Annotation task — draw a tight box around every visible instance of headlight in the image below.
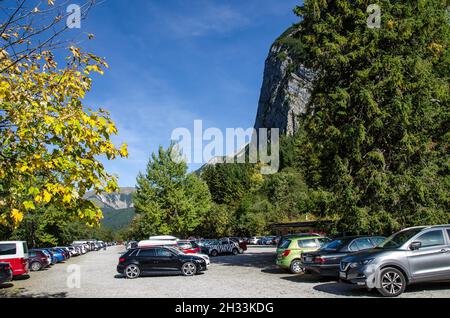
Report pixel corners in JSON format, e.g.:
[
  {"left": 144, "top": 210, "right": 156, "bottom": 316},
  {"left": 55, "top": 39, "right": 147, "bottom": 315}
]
[{"left": 350, "top": 258, "right": 374, "bottom": 268}]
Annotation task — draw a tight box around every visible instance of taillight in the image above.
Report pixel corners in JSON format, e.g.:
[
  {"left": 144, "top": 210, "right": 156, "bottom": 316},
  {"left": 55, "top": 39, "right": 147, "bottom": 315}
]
[
  {"left": 21, "top": 258, "right": 27, "bottom": 265},
  {"left": 314, "top": 257, "right": 326, "bottom": 264},
  {"left": 119, "top": 258, "right": 126, "bottom": 263},
  {"left": 282, "top": 250, "right": 291, "bottom": 257}
]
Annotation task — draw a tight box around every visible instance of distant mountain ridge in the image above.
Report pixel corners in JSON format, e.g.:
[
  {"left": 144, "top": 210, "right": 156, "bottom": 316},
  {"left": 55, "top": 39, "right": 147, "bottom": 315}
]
[
  {"left": 85, "top": 187, "right": 136, "bottom": 230},
  {"left": 85, "top": 187, "right": 135, "bottom": 210}
]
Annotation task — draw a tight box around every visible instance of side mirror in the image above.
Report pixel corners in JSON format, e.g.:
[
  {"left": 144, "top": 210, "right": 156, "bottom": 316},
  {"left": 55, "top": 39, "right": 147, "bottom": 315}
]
[{"left": 410, "top": 241, "right": 422, "bottom": 251}]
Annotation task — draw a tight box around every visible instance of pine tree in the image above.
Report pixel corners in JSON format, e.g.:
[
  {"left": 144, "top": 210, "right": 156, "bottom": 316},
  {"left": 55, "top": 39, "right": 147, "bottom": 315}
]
[
  {"left": 293, "top": 0, "right": 449, "bottom": 234},
  {"left": 133, "top": 145, "right": 212, "bottom": 237}
]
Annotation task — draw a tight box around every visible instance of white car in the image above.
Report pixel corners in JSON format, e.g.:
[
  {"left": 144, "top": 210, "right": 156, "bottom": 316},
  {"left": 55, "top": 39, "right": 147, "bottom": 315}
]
[
  {"left": 195, "top": 253, "right": 210, "bottom": 265},
  {"left": 248, "top": 237, "right": 262, "bottom": 245}
]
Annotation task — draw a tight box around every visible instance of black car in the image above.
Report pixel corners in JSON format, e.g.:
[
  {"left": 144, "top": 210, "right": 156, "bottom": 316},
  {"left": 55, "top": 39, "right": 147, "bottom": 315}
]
[
  {"left": 302, "top": 236, "right": 386, "bottom": 277},
  {"left": 0, "top": 262, "right": 13, "bottom": 284},
  {"left": 117, "top": 246, "right": 208, "bottom": 279}
]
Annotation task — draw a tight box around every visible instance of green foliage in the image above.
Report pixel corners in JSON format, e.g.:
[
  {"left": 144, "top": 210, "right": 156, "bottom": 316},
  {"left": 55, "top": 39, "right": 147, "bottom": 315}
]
[
  {"left": 7, "top": 205, "right": 117, "bottom": 247},
  {"left": 291, "top": 0, "right": 450, "bottom": 234},
  {"left": 131, "top": 145, "right": 212, "bottom": 237},
  {"left": 195, "top": 204, "right": 235, "bottom": 238},
  {"left": 200, "top": 163, "right": 260, "bottom": 206},
  {"left": 100, "top": 207, "right": 135, "bottom": 231}
]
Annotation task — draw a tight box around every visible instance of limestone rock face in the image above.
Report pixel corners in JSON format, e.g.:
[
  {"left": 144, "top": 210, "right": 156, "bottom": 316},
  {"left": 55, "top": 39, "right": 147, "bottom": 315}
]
[{"left": 254, "top": 30, "right": 314, "bottom": 136}]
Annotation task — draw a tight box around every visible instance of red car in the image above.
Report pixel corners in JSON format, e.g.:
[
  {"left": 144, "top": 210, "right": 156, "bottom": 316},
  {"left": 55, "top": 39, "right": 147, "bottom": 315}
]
[
  {"left": 177, "top": 240, "right": 201, "bottom": 254},
  {"left": 229, "top": 237, "right": 247, "bottom": 253},
  {"left": 0, "top": 241, "right": 29, "bottom": 277}
]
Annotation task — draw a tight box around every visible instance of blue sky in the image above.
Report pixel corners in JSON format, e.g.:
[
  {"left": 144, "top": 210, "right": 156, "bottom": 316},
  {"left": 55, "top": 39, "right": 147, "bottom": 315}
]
[{"left": 75, "top": 0, "right": 302, "bottom": 186}]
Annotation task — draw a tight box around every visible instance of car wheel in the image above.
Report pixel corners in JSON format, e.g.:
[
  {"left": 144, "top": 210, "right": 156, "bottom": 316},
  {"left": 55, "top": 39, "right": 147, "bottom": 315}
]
[
  {"left": 124, "top": 264, "right": 140, "bottom": 279},
  {"left": 232, "top": 248, "right": 239, "bottom": 255},
  {"left": 181, "top": 262, "right": 197, "bottom": 276},
  {"left": 377, "top": 268, "right": 406, "bottom": 297},
  {"left": 210, "top": 250, "right": 218, "bottom": 257},
  {"left": 290, "top": 260, "right": 304, "bottom": 274},
  {"left": 31, "top": 261, "right": 42, "bottom": 271}
]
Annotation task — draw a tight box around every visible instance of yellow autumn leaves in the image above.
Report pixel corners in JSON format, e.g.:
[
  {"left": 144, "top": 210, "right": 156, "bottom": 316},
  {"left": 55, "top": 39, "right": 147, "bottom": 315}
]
[{"left": 1, "top": 46, "right": 128, "bottom": 227}]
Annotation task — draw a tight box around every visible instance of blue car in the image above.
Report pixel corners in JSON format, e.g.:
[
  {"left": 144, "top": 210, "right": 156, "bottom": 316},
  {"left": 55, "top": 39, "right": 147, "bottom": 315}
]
[
  {"left": 49, "top": 248, "right": 66, "bottom": 262},
  {"left": 37, "top": 248, "right": 64, "bottom": 263}
]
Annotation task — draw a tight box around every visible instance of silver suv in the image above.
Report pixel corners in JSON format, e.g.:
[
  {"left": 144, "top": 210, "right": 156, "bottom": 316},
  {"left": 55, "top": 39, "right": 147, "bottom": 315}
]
[{"left": 340, "top": 225, "right": 450, "bottom": 297}]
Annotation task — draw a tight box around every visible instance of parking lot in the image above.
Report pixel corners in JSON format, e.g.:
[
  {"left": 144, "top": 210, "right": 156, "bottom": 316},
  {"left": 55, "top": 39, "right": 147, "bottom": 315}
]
[{"left": 1, "top": 246, "right": 449, "bottom": 298}]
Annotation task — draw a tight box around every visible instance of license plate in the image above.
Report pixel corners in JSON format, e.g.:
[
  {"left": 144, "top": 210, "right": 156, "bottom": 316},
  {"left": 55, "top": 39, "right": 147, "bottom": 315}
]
[
  {"left": 304, "top": 257, "right": 312, "bottom": 262},
  {"left": 339, "top": 271, "right": 347, "bottom": 279}
]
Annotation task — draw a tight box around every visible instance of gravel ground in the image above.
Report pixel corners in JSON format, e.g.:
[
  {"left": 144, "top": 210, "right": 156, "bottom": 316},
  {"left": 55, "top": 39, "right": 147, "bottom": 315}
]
[{"left": 1, "top": 246, "right": 449, "bottom": 298}]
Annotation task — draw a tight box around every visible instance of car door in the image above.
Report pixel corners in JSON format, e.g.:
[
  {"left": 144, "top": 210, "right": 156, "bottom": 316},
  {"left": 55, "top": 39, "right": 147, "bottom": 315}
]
[
  {"left": 220, "top": 239, "right": 231, "bottom": 254},
  {"left": 407, "top": 229, "right": 449, "bottom": 281},
  {"left": 136, "top": 248, "right": 157, "bottom": 271},
  {"left": 444, "top": 229, "right": 450, "bottom": 279},
  {"left": 154, "top": 248, "right": 179, "bottom": 271}
]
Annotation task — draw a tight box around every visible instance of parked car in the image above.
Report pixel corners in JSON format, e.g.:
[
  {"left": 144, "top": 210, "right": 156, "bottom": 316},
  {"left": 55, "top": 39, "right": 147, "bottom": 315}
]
[
  {"left": 277, "top": 233, "right": 322, "bottom": 248},
  {"left": 0, "top": 241, "right": 29, "bottom": 277},
  {"left": 38, "top": 249, "right": 53, "bottom": 266},
  {"left": 206, "top": 238, "right": 241, "bottom": 257},
  {"left": 302, "top": 236, "right": 386, "bottom": 277},
  {"left": 0, "top": 262, "right": 13, "bottom": 284},
  {"left": 126, "top": 241, "right": 138, "bottom": 250},
  {"left": 74, "top": 244, "right": 87, "bottom": 254},
  {"left": 68, "top": 246, "right": 79, "bottom": 256},
  {"left": 248, "top": 237, "right": 263, "bottom": 245},
  {"left": 262, "top": 236, "right": 276, "bottom": 245},
  {"left": 28, "top": 250, "right": 51, "bottom": 271},
  {"left": 177, "top": 240, "right": 201, "bottom": 254},
  {"left": 276, "top": 235, "right": 331, "bottom": 273},
  {"left": 228, "top": 237, "right": 247, "bottom": 253},
  {"left": 117, "top": 246, "right": 207, "bottom": 278},
  {"left": 45, "top": 248, "right": 65, "bottom": 263},
  {"left": 340, "top": 225, "right": 450, "bottom": 297},
  {"left": 55, "top": 247, "right": 71, "bottom": 260},
  {"left": 35, "top": 249, "right": 57, "bottom": 264}
]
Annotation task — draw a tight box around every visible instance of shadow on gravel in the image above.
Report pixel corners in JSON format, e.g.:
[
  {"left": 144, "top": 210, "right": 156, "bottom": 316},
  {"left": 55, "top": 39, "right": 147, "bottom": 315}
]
[
  {"left": 13, "top": 274, "right": 30, "bottom": 281},
  {"left": 0, "top": 289, "right": 68, "bottom": 298},
  {"left": 313, "top": 282, "right": 376, "bottom": 297},
  {"left": 403, "top": 281, "right": 450, "bottom": 294},
  {"left": 114, "top": 272, "right": 206, "bottom": 279},
  {"left": 312, "top": 280, "right": 450, "bottom": 297},
  {"left": 0, "top": 283, "right": 14, "bottom": 289},
  {"left": 281, "top": 274, "right": 337, "bottom": 284},
  {"left": 211, "top": 250, "right": 276, "bottom": 270}
]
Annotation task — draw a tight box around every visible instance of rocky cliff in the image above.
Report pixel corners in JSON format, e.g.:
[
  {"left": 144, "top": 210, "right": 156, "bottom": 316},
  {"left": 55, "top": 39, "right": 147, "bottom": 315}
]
[
  {"left": 85, "top": 187, "right": 135, "bottom": 210},
  {"left": 254, "top": 26, "right": 314, "bottom": 136}
]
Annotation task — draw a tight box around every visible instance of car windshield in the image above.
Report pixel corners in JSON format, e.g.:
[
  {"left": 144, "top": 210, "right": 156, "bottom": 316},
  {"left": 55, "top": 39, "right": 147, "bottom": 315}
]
[
  {"left": 321, "top": 239, "right": 350, "bottom": 251},
  {"left": 166, "top": 247, "right": 183, "bottom": 255},
  {"left": 378, "top": 228, "right": 424, "bottom": 249}
]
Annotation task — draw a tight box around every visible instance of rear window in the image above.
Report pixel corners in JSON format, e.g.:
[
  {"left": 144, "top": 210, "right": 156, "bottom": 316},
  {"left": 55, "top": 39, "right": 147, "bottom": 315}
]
[
  {"left": 279, "top": 240, "right": 291, "bottom": 249},
  {"left": 22, "top": 242, "right": 28, "bottom": 254},
  {"left": 321, "top": 239, "right": 348, "bottom": 251},
  {"left": 0, "top": 243, "right": 16, "bottom": 256},
  {"left": 298, "top": 239, "right": 319, "bottom": 248}
]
